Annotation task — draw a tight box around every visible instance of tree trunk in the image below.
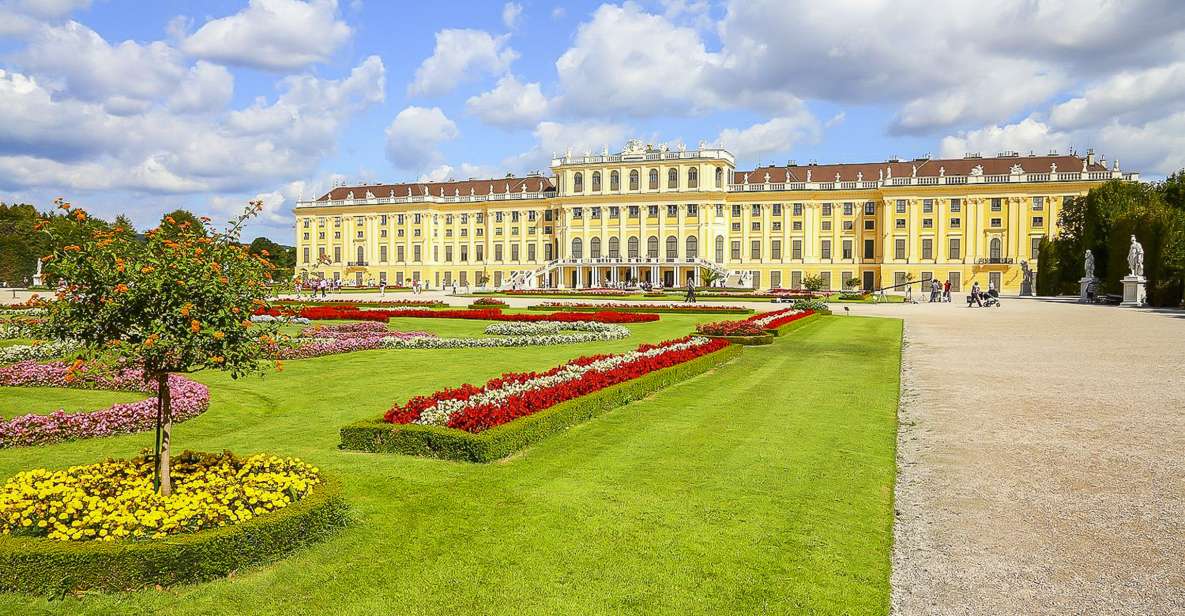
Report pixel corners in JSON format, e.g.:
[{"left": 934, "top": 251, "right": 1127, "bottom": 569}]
[{"left": 157, "top": 372, "right": 174, "bottom": 496}]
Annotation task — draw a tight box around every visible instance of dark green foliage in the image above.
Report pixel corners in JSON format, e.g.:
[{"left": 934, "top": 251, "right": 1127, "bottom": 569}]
[
  {"left": 340, "top": 344, "right": 743, "bottom": 462},
  {"left": 247, "top": 237, "right": 296, "bottom": 282},
  {"left": 0, "top": 203, "right": 132, "bottom": 287},
  {"left": 0, "top": 476, "right": 349, "bottom": 595}
]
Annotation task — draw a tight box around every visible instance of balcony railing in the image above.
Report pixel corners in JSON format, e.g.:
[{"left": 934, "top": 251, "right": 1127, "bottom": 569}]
[
  {"left": 347, "top": 260, "right": 368, "bottom": 267},
  {"left": 975, "top": 258, "right": 1015, "bottom": 265},
  {"left": 725, "top": 170, "right": 1138, "bottom": 192}
]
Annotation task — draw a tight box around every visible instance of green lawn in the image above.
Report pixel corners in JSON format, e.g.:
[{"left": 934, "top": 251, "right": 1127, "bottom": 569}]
[
  {"left": 0, "top": 314, "right": 901, "bottom": 615},
  {"left": 0, "top": 386, "right": 148, "bottom": 418}
]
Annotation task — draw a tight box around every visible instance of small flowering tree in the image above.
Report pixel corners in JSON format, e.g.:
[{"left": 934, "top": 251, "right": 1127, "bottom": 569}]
[{"left": 38, "top": 199, "right": 281, "bottom": 495}]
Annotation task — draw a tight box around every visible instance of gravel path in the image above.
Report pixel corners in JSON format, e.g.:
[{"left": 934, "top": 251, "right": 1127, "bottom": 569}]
[{"left": 854, "top": 297, "right": 1185, "bottom": 615}]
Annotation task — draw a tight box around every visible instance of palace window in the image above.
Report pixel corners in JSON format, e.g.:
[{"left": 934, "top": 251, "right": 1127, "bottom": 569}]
[
  {"left": 461, "top": 246, "right": 468, "bottom": 262},
  {"left": 990, "top": 218, "right": 1002, "bottom": 227},
  {"left": 495, "top": 212, "right": 504, "bottom": 223},
  {"left": 356, "top": 230, "right": 363, "bottom": 239},
  {"left": 793, "top": 221, "right": 802, "bottom": 231},
  {"left": 731, "top": 223, "right": 741, "bottom": 231},
  {"left": 843, "top": 240, "right": 853, "bottom": 259},
  {"left": 590, "top": 237, "right": 602, "bottom": 258},
  {"left": 685, "top": 236, "right": 697, "bottom": 259},
  {"left": 1031, "top": 236, "right": 1043, "bottom": 260},
  {"left": 649, "top": 169, "right": 659, "bottom": 190},
  {"left": 303, "top": 232, "right": 310, "bottom": 240},
  {"left": 511, "top": 245, "right": 520, "bottom": 261},
  {"left": 688, "top": 167, "right": 698, "bottom": 188},
  {"left": 397, "top": 246, "right": 405, "bottom": 262},
  {"left": 792, "top": 239, "right": 803, "bottom": 260},
  {"left": 528, "top": 210, "right": 536, "bottom": 221},
  {"left": 476, "top": 245, "right": 484, "bottom": 260},
  {"left": 773, "top": 203, "right": 782, "bottom": 216},
  {"left": 609, "top": 237, "right": 620, "bottom": 258},
  {"left": 611, "top": 170, "right": 620, "bottom": 191},
  {"left": 715, "top": 235, "right": 725, "bottom": 262},
  {"left": 687, "top": 204, "right": 697, "bottom": 216},
  {"left": 573, "top": 172, "right": 584, "bottom": 193},
  {"left": 752, "top": 222, "right": 761, "bottom": 231},
  {"left": 715, "top": 204, "right": 724, "bottom": 217},
  {"left": 922, "top": 238, "right": 933, "bottom": 260},
  {"left": 772, "top": 221, "right": 782, "bottom": 231},
  {"left": 544, "top": 210, "right": 552, "bottom": 221},
  {"left": 629, "top": 206, "right": 639, "bottom": 218},
  {"left": 894, "top": 239, "right": 906, "bottom": 260},
  {"left": 864, "top": 220, "right": 875, "bottom": 230},
  {"left": 864, "top": 202, "right": 876, "bottom": 215},
  {"left": 666, "top": 235, "right": 678, "bottom": 257},
  {"left": 1032, "top": 216, "right": 1044, "bottom": 227},
  {"left": 511, "top": 211, "right": 520, "bottom": 222},
  {"left": 732, "top": 204, "right": 742, "bottom": 217},
  {"left": 950, "top": 218, "right": 961, "bottom": 228},
  {"left": 303, "top": 218, "right": 310, "bottom": 228},
  {"left": 821, "top": 240, "right": 832, "bottom": 260},
  {"left": 445, "top": 246, "right": 453, "bottom": 262},
  {"left": 572, "top": 207, "right": 582, "bottom": 219},
  {"left": 302, "top": 247, "right": 310, "bottom": 262},
  {"left": 752, "top": 204, "right": 761, "bottom": 216},
  {"left": 545, "top": 243, "right": 553, "bottom": 260},
  {"left": 844, "top": 202, "right": 854, "bottom": 216},
  {"left": 571, "top": 238, "right": 582, "bottom": 258},
  {"left": 334, "top": 231, "right": 341, "bottom": 239},
  {"left": 750, "top": 240, "right": 761, "bottom": 260},
  {"left": 731, "top": 240, "right": 742, "bottom": 260},
  {"left": 772, "top": 240, "right": 782, "bottom": 259},
  {"left": 591, "top": 207, "right": 601, "bottom": 219},
  {"left": 592, "top": 171, "right": 601, "bottom": 192},
  {"left": 318, "top": 232, "right": 325, "bottom": 239},
  {"left": 495, "top": 244, "right": 503, "bottom": 261},
  {"left": 821, "top": 221, "right": 832, "bottom": 231},
  {"left": 990, "top": 238, "right": 1002, "bottom": 259},
  {"left": 609, "top": 206, "right": 620, "bottom": 219},
  {"left": 793, "top": 203, "right": 803, "bottom": 216},
  {"left": 476, "top": 213, "right": 484, "bottom": 223},
  {"left": 413, "top": 245, "right": 421, "bottom": 261},
  {"left": 923, "top": 199, "right": 934, "bottom": 213},
  {"left": 895, "top": 218, "right": 906, "bottom": 229},
  {"left": 628, "top": 236, "right": 639, "bottom": 258},
  {"left": 668, "top": 168, "right": 678, "bottom": 189},
  {"left": 630, "top": 170, "right": 640, "bottom": 190},
  {"left": 528, "top": 244, "right": 536, "bottom": 261},
  {"left": 991, "top": 198, "right": 1003, "bottom": 211},
  {"left": 414, "top": 213, "right": 422, "bottom": 224},
  {"left": 647, "top": 236, "right": 659, "bottom": 258},
  {"left": 949, "top": 238, "right": 961, "bottom": 260},
  {"left": 896, "top": 200, "right": 907, "bottom": 214},
  {"left": 922, "top": 218, "right": 933, "bottom": 228},
  {"left": 649, "top": 205, "right": 659, "bottom": 217},
  {"left": 950, "top": 198, "right": 961, "bottom": 212},
  {"left": 843, "top": 220, "right": 854, "bottom": 230},
  {"left": 864, "top": 239, "right": 875, "bottom": 259},
  {"left": 715, "top": 167, "right": 723, "bottom": 187},
  {"left": 667, "top": 204, "right": 678, "bottom": 217}
]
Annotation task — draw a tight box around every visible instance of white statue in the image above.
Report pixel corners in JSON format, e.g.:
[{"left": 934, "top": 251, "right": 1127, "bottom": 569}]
[
  {"left": 33, "top": 258, "right": 43, "bottom": 287},
  {"left": 970, "top": 164, "right": 984, "bottom": 176},
  {"left": 1084, "top": 249, "right": 1095, "bottom": 279},
  {"left": 1127, "top": 235, "right": 1144, "bottom": 277},
  {"left": 806, "top": 169, "right": 812, "bottom": 182},
  {"left": 1010, "top": 163, "right": 1024, "bottom": 175}
]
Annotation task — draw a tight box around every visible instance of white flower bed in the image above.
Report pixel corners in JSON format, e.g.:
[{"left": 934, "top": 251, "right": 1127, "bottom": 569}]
[
  {"left": 413, "top": 336, "right": 713, "bottom": 425},
  {"left": 0, "top": 323, "right": 37, "bottom": 340},
  {"left": 482, "top": 321, "right": 624, "bottom": 336},
  {"left": 749, "top": 309, "right": 804, "bottom": 329},
  {"left": 250, "top": 314, "right": 311, "bottom": 325},
  {"left": 382, "top": 322, "right": 629, "bottom": 351},
  {"left": 0, "top": 341, "right": 78, "bottom": 365}
]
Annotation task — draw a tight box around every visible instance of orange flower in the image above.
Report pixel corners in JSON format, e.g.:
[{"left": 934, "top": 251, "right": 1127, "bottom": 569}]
[
  {"left": 231, "top": 306, "right": 240, "bottom": 314},
  {"left": 210, "top": 262, "right": 222, "bottom": 272},
  {"left": 219, "top": 276, "right": 229, "bottom": 284},
  {"left": 180, "top": 303, "right": 192, "bottom": 317},
  {"left": 63, "top": 245, "right": 81, "bottom": 252},
  {"left": 212, "top": 331, "right": 225, "bottom": 340},
  {"left": 115, "top": 257, "right": 125, "bottom": 272},
  {"left": 211, "top": 356, "right": 224, "bottom": 364},
  {"left": 274, "top": 360, "right": 284, "bottom": 372},
  {"left": 194, "top": 247, "right": 204, "bottom": 256},
  {"left": 165, "top": 216, "right": 176, "bottom": 225},
  {"left": 70, "top": 359, "right": 85, "bottom": 371},
  {"left": 241, "top": 319, "right": 252, "bottom": 328},
  {"left": 260, "top": 249, "right": 270, "bottom": 256},
  {"left": 190, "top": 320, "right": 201, "bottom": 333},
  {"left": 74, "top": 210, "right": 87, "bottom": 221},
  {"left": 57, "top": 200, "right": 71, "bottom": 210},
  {"left": 114, "top": 283, "right": 129, "bottom": 293},
  {"left": 144, "top": 335, "right": 157, "bottom": 348},
  {"left": 176, "top": 279, "right": 186, "bottom": 286},
  {"left": 140, "top": 266, "right": 155, "bottom": 274}
]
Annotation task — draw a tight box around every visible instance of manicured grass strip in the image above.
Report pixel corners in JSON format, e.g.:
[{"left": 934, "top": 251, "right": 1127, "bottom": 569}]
[
  {"left": 702, "top": 333, "right": 773, "bottom": 345},
  {"left": 765, "top": 311, "right": 822, "bottom": 336},
  {"left": 340, "top": 344, "right": 742, "bottom": 462},
  {"left": 0, "top": 387, "right": 148, "bottom": 418},
  {"left": 0, "top": 475, "right": 349, "bottom": 594}
]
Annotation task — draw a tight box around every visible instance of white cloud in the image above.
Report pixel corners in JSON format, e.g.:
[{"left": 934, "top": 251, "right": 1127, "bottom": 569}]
[
  {"left": 938, "top": 117, "right": 1067, "bottom": 160},
  {"left": 504, "top": 120, "right": 631, "bottom": 172},
  {"left": 1049, "top": 62, "right": 1185, "bottom": 130},
  {"left": 551, "top": 6, "right": 565, "bottom": 20},
  {"left": 181, "top": 0, "right": 352, "bottom": 71},
  {"left": 466, "top": 75, "right": 550, "bottom": 129},
  {"left": 384, "top": 106, "right": 459, "bottom": 171},
  {"left": 167, "top": 61, "right": 234, "bottom": 113},
  {"left": 418, "top": 162, "right": 501, "bottom": 183},
  {"left": 408, "top": 29, "right": 519, "bottom": 97},
  {"left": 502, "top": 2, "right": 523, "bottom": 29},
  {"left": 716, "top": 108, "right": 822, "bottom": 161}
]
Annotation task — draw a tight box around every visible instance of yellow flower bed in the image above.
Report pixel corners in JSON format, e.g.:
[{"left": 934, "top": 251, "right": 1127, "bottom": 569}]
[{"left": 0, "top": 451, "right": 320, "bottom": 542}]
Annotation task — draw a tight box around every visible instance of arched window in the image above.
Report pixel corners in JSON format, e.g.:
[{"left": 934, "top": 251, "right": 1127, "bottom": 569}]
[
  {"left": 715, "top": 235, "right": 724, "bottom": 262},
  {"left": 591, "top": 171, "right": 601, "bottom": 192},
  {"left": 629, "top": 170, "right": 640, "bottom": 191},
  {"left": 356, "top": 245, "right": 365, "bottom": 263},
  {"left": 647, "top": 235, "right": 659, "bottom": 258},
  {"left": 668, "top": 168, "right": 678, "bottom": 189},
  {"left": 628, "top": 236, "right": 639, "bottom": 258},
  {"left": 666, "top": 235, "right": 678, "bottom": 258},
  {"left": 611, "top": 170, "right": 620, "bottom": 191},
  {"left": 590, "top": 237, "right": 602, "bottom": 258},
  {"left": 608, "top": 237, "right": 620, "bottom": 258},
  {"left": 649, "top": 169, "right": 659, "bottom": 190},
  {"left": 688, "top": 167, "right": 698, "bottom": 189},
  {"left": 573, "top": 172, "right": 583, "bottom": 193},
  {"left": 990, "top": 237, "right": 1002, "bottom": 260},
  {"left": 715, "top": 167, "right": 723, "bottom": 187},
  {"left": 686, "top": 236, "right": 698, "bottom": 259},
  {"left": 571, "top": 237, "right": 583, "bottom": 259}
]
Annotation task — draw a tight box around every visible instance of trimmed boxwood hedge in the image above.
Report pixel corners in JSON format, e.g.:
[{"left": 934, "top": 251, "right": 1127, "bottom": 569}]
[
  {"left": 702, "top": 333, "right": 774, "bottom": 345},
  {"left": 0, "top": 474, "right": 349, "bottom": 595},
  {"left": 340, "top": 343, "right": 742, "bottom": 462},
  {"left": 527, "top": 305, "right": 753, "bottom": 315},
  {"left": 764, "top": 312, "right": 824, "bottom": 337}
]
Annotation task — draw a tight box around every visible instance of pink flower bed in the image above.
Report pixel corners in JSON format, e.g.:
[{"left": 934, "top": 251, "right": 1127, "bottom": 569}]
[
  {"left": 0, "top": 361, "right": 210, "bottom": 448},
  {"left": 277, "top": 322, "right": 434, "bottom": 359}
]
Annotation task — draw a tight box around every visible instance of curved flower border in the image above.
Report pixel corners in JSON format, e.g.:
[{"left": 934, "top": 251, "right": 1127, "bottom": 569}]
[
  {"left": 0, "top": 361, "right": 210, "bottom": 448},
  {"left": 0, "top": 341, "right": 79, "bottom": 365}
]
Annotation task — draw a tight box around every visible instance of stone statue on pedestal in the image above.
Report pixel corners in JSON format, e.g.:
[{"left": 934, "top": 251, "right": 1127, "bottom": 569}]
[
  {"left": 1084, "top": 249, "right": 1095, "bottom": 279},
  {"left": 32, "top": 258, "right": 42, "bottom": 287},
  {"left": 1079, "top": 249, "right": 1099, "bottom": 303},
  {"left": 1127, "top": 235, "right": 1144, "bottom": 277},
  {"left": 1020, "top": 260, "right": 1035, "bottom": 296}
]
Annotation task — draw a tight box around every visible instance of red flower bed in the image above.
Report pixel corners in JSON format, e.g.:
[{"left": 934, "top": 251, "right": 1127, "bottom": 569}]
[
  {"left": 254, "top": 306, "right": 658, "bottom": 324},
  {"left": 384, "top": 336, "right": 729, "bottom": 433},
  {"left": 696, "top": 321, "right": 767, "bottom": 336},
  {"left": 470, "top": 297, "right": 508, "bottom": 307}
]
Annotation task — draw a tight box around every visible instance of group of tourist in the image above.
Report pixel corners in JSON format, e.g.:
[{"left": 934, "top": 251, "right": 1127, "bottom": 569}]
[
  {"left": 927, "top": 279, "right": 953, "bottom": 303},
  {"left": 294, "top": 278, "right": 336, "bottom": 298}
]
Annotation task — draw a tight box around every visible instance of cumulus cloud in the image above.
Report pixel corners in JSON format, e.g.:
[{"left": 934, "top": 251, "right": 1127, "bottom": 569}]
[
  {"left": 938, "top": 117, "right": 1067, "bottom": 160},
  {"left": 716, "top": 108, "right": 822, "bottom": 161},
  {"left": 181, "top": 0, "right": 352, "bottom": 71},
  {"left": 419, "top": 162, "right": 501, "bottom": 183},
  {"left": 504, "top": 120, "right": 631, "bottom": 172},
  {"left": 466, "top": 75, "right": 550, "bottom": 129},
  {"left": 1049, "top": 62, "right": 1185, "bottom": 130},
  {"left": 408, "top": 29, "right": 519, "bottom": 97},
  {"left": 384, "top": 106, "right": 459, "bottom": 171},
  {"left": 502, "top": 2, "right": 522, "bottom": 29}
]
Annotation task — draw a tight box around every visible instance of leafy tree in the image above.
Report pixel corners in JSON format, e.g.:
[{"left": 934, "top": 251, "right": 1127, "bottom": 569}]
[
  {"left": 802, "top": 274, "right": 825, "bottom": 292},
  {"left": 39, "top": 200, "right": 281, "bottom": 495},
  {"left": 248, "top": 236, "right": 296, "bottom": 282}
]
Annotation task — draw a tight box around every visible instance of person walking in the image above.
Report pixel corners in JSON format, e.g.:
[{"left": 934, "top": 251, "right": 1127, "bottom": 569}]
[
  {"left": 685, "top": 278, "right": 696, "bottom": 303},
  {"left": 969, "top": 281, "right": 982, "bottom": 307},
  {"left": 943, "top": 279, "right": 952, "bottom": 302}
]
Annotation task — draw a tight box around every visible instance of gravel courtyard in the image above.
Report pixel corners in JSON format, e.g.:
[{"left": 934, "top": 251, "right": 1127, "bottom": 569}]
[{"left": 859, "top": 297, "right": 1185, "bottom": 615}]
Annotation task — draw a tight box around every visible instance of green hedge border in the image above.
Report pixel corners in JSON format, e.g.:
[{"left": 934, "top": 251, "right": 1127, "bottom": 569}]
[
  {"left": 0, "top": 474, "right": 350, "bottom": 595},
  {"left": 764, "top": 312, "right": 824, "bottom": 337},
  {"left": 340, "top": 343, "right": 743, "bottom": 462},
  {"left": 702, "top": 333, "right": 773, "bottom": 345},
  {"left": 526, "top": 305, "right": 753, "bottom": 315}
]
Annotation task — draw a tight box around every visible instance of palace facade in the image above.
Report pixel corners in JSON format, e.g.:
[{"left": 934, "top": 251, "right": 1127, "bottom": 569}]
[{"left": 293, "top": 141, "right": 1138, "bottom": 293}]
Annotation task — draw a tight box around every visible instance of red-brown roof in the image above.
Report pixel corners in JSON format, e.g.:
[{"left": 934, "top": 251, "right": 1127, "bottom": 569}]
[
  {"left": 736, "top": 154, "right": 1109, "bottom": 184},
  {"left": 316, "top": 176, "right": 556, "bottom": 201}
]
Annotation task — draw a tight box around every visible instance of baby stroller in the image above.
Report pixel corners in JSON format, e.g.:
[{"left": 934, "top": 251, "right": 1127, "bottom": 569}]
[{"left": 966, "top": 288, "right": 1001, "bottom": 308}]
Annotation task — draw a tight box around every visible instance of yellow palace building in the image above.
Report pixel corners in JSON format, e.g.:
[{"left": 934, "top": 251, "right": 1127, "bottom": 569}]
[{"left": 293, "top": 140, "right": 1138, "bottom": 294}]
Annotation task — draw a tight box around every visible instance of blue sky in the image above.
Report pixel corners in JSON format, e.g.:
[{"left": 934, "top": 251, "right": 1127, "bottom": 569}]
[{"left": 1, "top": 0, "right": 1183, "bottom": 243}]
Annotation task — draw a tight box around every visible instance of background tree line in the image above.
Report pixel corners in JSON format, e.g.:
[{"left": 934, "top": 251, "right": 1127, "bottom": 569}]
[
  {"left": 0, "top": 204, "right": 295, "bottom": 286},
  {"left": 1038, "top": 171, "right": 1185, "bottom": 306}
]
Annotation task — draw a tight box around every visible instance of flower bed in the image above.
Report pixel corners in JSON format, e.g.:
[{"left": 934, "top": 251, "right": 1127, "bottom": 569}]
[
  {"left": 696, "top": 320, "right": 767, "bottom": 336},
  {"left": 748, "top": 308, "right": 814, "bottom": 332},
  {"left": 695, "top": 308, "right": 817, "bottom": 343},
  {"left": 0, "top": 361, "right": 210, "bottom": 448},
  {"left": 527, "top": 302, "right": 752, "bottom": 314},
  {"left": 0, "top": 320, "right": 40, "bottom": 340},
  {"left": 256, "top": 305, "right": 659, "bottom": 324},
  {"left": 0, "top": 451, "right": 348, "bottom": 593},
  {"left": 278, "top": 323, "right": 435, "bottom": 360},
  {"left": 341, "top": 338, "right": 740, "bottom": 462},
  {"left": 469, "top": 297, "right": 508, "bottom": 309},
  {"left": 499, "top": 288, "right": 628, "bottom": 297},
  {"left": 278, "top": 298, "right": 446, "bottom": 308},
  {"left": 388, "top": 336, "right": 730, "bottom": 432},
  {"left": 0, "top": 341, "right": 78, "bottom": 365}
]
